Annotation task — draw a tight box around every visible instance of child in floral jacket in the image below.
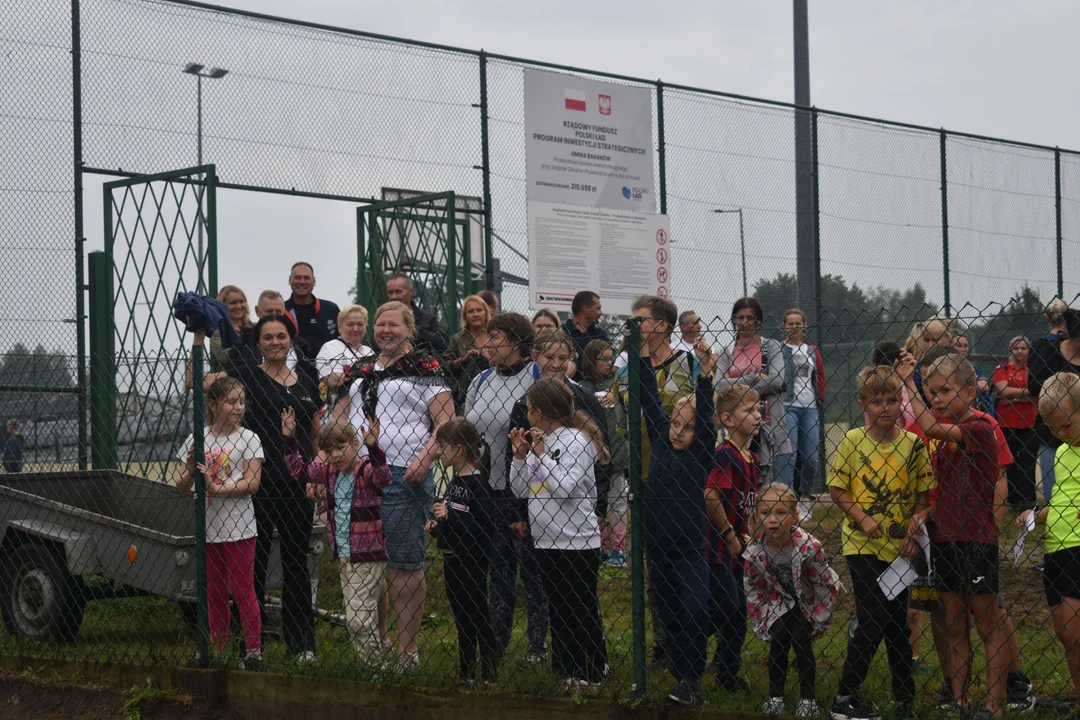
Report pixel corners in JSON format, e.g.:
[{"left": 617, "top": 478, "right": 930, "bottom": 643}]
[
  {"left": 744, "top": 482, "right": 841, "bottom": 717},
  {"left": 283, "top": 409, "right": 392, "bottom": 662}
]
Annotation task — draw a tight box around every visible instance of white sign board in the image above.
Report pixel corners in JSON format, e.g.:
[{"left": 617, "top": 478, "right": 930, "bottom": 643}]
[
  {"left": 524, "top": 69, "right": 655, "bottom": 211},
  {"left": 528, "top": 201, "right": 670, "bottom": 316}
]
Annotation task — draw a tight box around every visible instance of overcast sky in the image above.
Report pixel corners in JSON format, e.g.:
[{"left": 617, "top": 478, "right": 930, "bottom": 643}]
[{"left": 9, "top": 0, "right": 1080, "bottom": 358}]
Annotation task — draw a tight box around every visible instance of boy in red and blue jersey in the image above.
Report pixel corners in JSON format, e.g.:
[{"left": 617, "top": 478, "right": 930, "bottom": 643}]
[{"left": 705, "top": 384, "right": 762, "bottom": 692}]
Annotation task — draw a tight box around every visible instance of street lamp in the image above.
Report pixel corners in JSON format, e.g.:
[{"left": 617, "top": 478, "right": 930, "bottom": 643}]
[
  {"left": 712, "top": 207, "right": 746, "bottom": 297},
  {"left": 182, "top": 63, "right": 229, "bottom": 293}
]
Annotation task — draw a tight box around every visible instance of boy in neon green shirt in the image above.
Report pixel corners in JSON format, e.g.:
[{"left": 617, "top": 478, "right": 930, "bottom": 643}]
[{"left": 1019, "top": 371, "right": 1080, "bottom": 704}]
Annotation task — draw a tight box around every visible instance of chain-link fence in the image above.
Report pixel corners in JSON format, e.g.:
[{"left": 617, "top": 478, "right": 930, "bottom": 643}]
[
  {"left": 5, "top": 0, "right": 1080, "bottom": 712},
  {"left": 3, "top": 306, "right": 1080, "bottom": 715}
]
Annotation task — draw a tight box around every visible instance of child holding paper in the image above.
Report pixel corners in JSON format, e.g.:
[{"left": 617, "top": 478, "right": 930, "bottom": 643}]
[{"left": 829, "top": 366, "right": 934, "bottom": 720}]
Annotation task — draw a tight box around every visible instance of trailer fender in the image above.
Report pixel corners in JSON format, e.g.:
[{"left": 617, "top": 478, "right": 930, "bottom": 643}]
[{"left": 5, "top": 521, "right": 99, "bottom": 576}]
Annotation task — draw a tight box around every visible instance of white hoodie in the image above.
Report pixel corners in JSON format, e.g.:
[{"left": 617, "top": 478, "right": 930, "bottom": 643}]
[{"left": 510, "top": 427, "right": 600, "bottom": 551}]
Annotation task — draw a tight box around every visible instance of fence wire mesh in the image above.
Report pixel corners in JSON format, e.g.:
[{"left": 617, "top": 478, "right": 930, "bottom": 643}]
[{"left": 5, "top": 0, "right": 1080, "bottom": 712}]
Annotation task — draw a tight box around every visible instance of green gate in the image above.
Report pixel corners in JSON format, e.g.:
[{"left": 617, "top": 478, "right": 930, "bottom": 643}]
[
  {"left": 89, "top": 165, "right": 217, "bottom": 474},
  {"left": 355, "top": 192, "right": 478, "bottom": 329}
]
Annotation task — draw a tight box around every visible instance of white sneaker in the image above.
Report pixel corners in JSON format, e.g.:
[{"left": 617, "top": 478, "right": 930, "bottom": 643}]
[
  {"left": 397, "top": 651, "right": 420, "bottom": 673},
  {"left": 295, "top": 650, "right": 316, "bottom": 664},
  {"left": 799, "top": 498, "right": 813, "bottom": 519},
  {"left": 796, "top": 698, "right": 819, "bottom": 717},
  {"left": 764, "top": 696, "right": 785, "bottom": 715}
]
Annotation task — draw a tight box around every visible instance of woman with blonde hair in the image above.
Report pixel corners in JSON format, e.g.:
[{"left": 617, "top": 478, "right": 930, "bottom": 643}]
[
  {"left": 208, "top": 285, "right": 251, "bottom": 370},
  {"left": 344, "top": 300, "right": 453, "bottom": 670},
  {"left": 445, "top": 295, "right": 491, "bottom": 409}
]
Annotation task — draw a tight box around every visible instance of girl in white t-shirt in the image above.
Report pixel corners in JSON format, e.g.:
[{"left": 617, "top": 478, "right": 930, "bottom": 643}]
[{"left": 177, "top": 376, "right": 264, "bottom": 670}]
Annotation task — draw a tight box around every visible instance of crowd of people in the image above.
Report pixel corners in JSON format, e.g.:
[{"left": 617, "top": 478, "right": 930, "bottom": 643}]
[{"left": 169, "top": 263, "right": 1080, "bottom": 717}]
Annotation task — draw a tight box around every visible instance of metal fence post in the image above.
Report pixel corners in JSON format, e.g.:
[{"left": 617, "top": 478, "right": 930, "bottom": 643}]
[
  {"left": 811, "top": 108, "right": 827, "bottom": 492},
  {"left": 1056, "top": 147, "right": 1063, "bottom": 300},
  {"left": 87, "top": 251, "right": 116, "bottom": 469},
  {"left": 656, "top": 80, "right": 667, "bottom": 215},
  {"left": 479, "top": 51, "right": 496, "bottom": 295},
  {"left": 940, "top": 129, "right": 951, "bottom": 317},
  {"left": 191, "top": 340, "right": 209, "bottom": 667},
  {"left": 626, "top": 320, "right": 646, "bottom": 698},
  {"left": 72, "top": 0, "right": 88, "bottom": 470}
]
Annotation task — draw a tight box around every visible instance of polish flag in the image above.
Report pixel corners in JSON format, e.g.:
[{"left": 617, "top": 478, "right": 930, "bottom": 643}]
[{"left": 565, "top": 88, "right": 587, "bottom": 112}]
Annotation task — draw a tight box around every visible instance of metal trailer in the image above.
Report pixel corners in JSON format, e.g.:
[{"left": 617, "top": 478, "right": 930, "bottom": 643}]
[{"left": 0, "top": 470, "right": 327, "bottom": 642}]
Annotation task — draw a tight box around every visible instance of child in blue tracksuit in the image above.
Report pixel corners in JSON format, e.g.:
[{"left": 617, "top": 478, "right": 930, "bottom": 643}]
[{"left": 639, "top": 340, "right": 716, "bottom": 705}]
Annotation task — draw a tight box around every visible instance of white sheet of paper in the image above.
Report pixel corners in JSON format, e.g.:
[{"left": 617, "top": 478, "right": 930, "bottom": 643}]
[
  {"left": 915, "top": 519, "right": 931, "bottom": 567},
  {"left": 878, "top": 556, "right": 919, "bottom": 601},
  {"left": 1013, "top": 512, "right": 1037, "bottom": 566}
]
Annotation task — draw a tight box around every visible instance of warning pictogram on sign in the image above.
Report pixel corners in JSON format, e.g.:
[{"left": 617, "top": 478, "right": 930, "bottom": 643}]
[{"left": 655, "top": 229, "right": 668, "bottom": 245}]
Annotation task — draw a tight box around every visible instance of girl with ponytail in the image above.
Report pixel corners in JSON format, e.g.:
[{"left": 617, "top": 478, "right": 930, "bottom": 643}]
[
  {"left": 427, "top": 418, "right": 499, "bottom": 686},
  {"left": 509, "top": 377, "right": 609, "bottom": 694}
]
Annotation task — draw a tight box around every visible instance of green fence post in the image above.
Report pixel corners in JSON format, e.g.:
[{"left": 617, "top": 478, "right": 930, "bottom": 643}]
[
  {"left": 87, "top": 251, "right": 116, "bottom": 469},
  {"left": 445, "top": 194, "right": 458, "bottom": 327},
  {"left": 940, "top": 129, "right": 951, "bottom": 317},
  {"left": 811, "top": 108, "right": 827, "bottom": 493},
  {"left": 1056, "top": 147, "right": 1063, "bottom": 300},
  {"left": 205, "top": 169, "right": 218, "bottom": 297},
  {"left": 479, "top": 50, "right": 496, "bottom": 294},
  {"left": 191, "top": 339, "right": 209, "bottom": 667},
  {"left": 657, "top": 80, "right": 667, "bottom": 215},
  {"left": 627, "top": 319, "right": 646, "bottom": 698},
  {"left": 73, "top": 0, "right": 88, "bottom": 470}
]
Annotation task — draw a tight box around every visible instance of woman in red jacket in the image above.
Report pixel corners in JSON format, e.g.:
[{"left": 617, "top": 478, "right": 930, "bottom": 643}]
[{"left": 993, "top": 336, "right": 1038, "bottom": 510}]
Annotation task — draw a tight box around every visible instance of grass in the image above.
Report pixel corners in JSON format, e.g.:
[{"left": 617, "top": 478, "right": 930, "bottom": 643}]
[
  {"left": 7, "top": 425, "right": 1076, "bottom": 710},
  {"left": 0, "top": 509, "right": 1072, "bottom": 712}
]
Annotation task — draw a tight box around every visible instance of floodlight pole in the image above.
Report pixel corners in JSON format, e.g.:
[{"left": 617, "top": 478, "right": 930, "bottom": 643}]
[{"left": 183, "top": 63, "right": 228, "bottom": 294}]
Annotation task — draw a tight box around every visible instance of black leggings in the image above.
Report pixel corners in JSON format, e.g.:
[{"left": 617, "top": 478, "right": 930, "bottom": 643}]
[
  {"left": 253, "top": 489, "right": 315, "bottom": 655},
  {"left": 536, "top": 548, "right": 608, "bottom": 682},
  {"left": 840, "top": 555, "right": 914, "bottom": 704},
  {"left": 768, "top": 609, "right": 816, "bottom": 699},
  {"left": 1002, "top": 426, "right": 1038, "bottom": 510},
  {"left": 444, "top": 552, "right": 497, "bottom": 682}
]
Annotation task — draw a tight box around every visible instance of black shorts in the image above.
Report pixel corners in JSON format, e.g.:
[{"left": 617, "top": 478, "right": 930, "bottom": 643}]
[
  {"left": 1043, "top": 546, "right": 1080, "bottom": 607},
  {"left": 932, "top": 541, "right": 999, "bottom": 595}
]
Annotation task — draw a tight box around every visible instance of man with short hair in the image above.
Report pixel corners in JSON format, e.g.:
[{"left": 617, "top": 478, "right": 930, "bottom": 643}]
[
  {"left": 385, "top": 273, "right": 449, "bottom": 355},
  {"left": 673, "top": 310, "right": 702, "bottom": 354},
  {"left": 562, "top": 291, "right": 609, "bottom": 373},
  {"left": 284, "top": 262, "right": 340, "bottom": 356}
]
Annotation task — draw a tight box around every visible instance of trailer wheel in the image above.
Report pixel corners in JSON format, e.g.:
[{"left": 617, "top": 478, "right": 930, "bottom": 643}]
[{"left": 2, "top": 544, "right": 85, "bottom": 642}]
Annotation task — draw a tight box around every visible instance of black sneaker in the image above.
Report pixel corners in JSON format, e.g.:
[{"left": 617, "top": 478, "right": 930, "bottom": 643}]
[
  {"left": 668, "top": 680, "right": 699, "bottom": 706},
  {"left": 830, "top": 694, "right": 879, "bottom": 720},
  {"left": 1006, "top": 680, "right": 1036, "bottom": 712},
  {"left": 714, "top": 672, "right": 750, "bottom": 693},
  {"left": 935, "top": 683, "right": 955, "bottom": 709}
]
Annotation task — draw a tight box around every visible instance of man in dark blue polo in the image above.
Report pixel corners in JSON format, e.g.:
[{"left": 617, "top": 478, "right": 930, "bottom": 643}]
[
  {"left": 562, "top": 290, "right": 609, "bottom": 375},
  {"left": 284, "top": 262, "right": 340, "bottom": 356}
]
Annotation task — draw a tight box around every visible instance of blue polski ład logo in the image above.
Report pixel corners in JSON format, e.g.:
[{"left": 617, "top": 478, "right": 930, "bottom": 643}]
[{"left": 621, "top": 186, "right": 632, "bottom": 199}]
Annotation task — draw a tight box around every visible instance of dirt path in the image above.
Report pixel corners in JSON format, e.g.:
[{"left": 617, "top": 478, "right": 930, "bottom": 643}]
[{"left": 0, "top": 673, "right": 243, "bottom": 720}]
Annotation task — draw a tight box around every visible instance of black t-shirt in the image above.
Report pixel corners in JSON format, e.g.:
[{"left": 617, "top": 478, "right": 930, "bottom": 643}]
[{"left": 227, "top": 362, "right": 321, "bottom": 498}]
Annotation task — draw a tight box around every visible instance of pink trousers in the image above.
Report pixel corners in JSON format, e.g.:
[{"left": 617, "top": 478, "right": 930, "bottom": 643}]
[{"left": 206, "top": 537, "right": 262, "bottom": 652}]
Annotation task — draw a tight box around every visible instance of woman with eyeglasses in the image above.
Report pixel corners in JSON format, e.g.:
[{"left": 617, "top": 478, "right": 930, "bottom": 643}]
[{"left": 715, "top": 297, "right": 792, "bottom": 483}]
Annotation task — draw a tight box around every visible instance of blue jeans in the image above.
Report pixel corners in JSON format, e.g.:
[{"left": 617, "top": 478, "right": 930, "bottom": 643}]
[
  {"left": 1041, "top": 443, "right": 1058, "bottom": 501},
  {"left": 776, "top": 405, "right": 820, "bottom": 496}
]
